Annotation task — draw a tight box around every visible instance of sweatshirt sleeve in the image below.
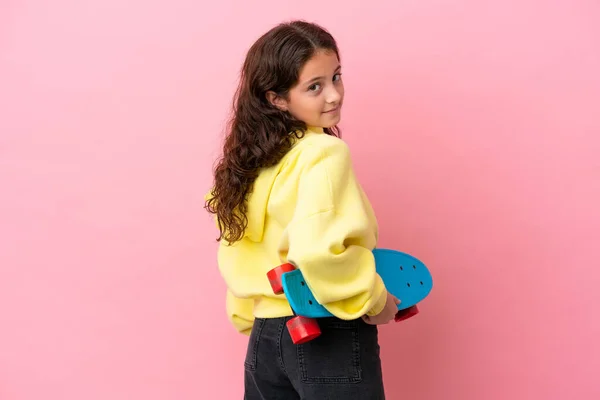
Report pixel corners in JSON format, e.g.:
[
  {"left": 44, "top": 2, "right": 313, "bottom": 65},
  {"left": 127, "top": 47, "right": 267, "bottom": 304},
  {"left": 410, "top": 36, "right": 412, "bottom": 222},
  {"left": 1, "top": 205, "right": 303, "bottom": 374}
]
[
  {"left": 278, "top": 138, "right": 388, "bottom": 320},
  {"left": 226, "top": 289, "right": 255, "bottom": 336}
]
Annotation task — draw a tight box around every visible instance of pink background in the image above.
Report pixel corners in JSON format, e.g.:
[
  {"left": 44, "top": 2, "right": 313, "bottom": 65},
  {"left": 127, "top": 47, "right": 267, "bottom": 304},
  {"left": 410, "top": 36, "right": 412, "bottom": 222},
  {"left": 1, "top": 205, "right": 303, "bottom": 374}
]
[{"left": 1, "top": 0, "right": 599, "bottom": 399}]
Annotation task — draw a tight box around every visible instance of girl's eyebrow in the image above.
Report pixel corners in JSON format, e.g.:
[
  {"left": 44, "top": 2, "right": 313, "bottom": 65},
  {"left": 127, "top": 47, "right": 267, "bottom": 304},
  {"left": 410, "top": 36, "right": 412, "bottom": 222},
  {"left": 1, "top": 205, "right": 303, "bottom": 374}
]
[{"left": 303, "top": 65, "right": 342, "bottom": 86}]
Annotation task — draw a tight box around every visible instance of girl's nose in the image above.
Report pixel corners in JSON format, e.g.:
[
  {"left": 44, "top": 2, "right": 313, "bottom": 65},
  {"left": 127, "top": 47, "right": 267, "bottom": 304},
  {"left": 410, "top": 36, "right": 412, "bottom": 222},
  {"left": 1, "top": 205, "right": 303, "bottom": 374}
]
[{"left": 325, "top": 86, "right": 341, "bottom": 104}]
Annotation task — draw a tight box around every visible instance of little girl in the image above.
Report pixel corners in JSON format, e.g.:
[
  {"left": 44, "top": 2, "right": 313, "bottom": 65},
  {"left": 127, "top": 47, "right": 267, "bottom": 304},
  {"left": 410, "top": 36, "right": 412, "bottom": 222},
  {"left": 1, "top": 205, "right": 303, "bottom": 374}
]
[{"left": 206, "top": 20, "right": 399, "bottom": 399}]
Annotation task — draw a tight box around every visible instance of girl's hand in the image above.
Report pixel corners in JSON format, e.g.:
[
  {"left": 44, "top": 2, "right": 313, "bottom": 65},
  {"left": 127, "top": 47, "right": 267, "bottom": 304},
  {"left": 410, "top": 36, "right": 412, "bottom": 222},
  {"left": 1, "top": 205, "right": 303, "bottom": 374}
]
[{"left": 361, "top": 292, "right": 401, "bottom": 325}]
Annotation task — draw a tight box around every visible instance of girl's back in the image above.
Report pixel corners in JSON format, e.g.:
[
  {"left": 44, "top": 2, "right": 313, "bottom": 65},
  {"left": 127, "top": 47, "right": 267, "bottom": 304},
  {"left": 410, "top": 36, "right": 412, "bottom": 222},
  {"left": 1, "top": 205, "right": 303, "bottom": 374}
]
[{"left": 216, "top": 127, "right": 381, "bottom": 334}]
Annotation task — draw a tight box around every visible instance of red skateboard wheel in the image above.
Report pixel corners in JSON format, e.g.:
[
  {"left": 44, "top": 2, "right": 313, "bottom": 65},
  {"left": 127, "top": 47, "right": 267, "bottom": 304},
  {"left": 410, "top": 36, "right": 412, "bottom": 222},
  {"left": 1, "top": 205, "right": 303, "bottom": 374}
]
[
  {"left": 286, "top": 316, "right": 321, "bottom": 344},
  {"left": 267, "top": 263, "right": 296, "bottom": 294},
  {"left": 394, "top": 305, "right": 419, "bottom": 322}
]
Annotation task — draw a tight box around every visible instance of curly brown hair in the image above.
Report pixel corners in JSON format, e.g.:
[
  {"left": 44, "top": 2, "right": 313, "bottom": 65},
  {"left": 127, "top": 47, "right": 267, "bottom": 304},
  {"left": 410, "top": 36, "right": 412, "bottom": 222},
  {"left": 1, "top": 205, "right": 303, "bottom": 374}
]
[{"left": 205, "top": 21, "right": 341, "bottom": 243}]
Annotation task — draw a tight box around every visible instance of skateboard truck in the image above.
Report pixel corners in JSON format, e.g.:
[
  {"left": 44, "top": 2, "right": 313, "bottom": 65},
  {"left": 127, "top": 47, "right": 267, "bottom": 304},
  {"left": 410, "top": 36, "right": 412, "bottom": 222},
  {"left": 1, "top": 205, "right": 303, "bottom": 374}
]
[{"left": 267, "top": 263, "right": 321, "bottom": 344}]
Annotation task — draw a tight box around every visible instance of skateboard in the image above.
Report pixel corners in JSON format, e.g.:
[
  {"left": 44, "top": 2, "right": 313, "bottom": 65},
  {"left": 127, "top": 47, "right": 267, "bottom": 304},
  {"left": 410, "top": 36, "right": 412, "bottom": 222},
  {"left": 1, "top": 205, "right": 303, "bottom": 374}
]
[{"left": 267, "top": 248, "right": 433, "bottom": 344}]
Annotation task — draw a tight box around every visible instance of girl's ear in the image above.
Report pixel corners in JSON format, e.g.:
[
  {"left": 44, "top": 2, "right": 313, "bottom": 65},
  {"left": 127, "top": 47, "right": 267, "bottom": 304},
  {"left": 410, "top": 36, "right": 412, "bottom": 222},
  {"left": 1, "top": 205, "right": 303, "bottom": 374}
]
[{"left": 266, "top": 91, "right": 289, "bottom": 111}]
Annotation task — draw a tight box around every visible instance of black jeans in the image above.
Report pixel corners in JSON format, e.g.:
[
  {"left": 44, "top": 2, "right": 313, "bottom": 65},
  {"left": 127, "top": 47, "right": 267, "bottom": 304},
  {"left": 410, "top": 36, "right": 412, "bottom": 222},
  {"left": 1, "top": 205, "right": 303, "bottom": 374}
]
[{"left": 244, "top": 316, "right": 385, "bottom": 399}]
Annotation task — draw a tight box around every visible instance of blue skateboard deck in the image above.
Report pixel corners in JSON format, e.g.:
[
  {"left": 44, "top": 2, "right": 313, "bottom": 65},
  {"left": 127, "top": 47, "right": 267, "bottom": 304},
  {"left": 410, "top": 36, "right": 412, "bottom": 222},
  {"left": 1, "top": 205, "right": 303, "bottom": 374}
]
[{"left": 281, "top": 248, "right": 433, "bottom": 318}]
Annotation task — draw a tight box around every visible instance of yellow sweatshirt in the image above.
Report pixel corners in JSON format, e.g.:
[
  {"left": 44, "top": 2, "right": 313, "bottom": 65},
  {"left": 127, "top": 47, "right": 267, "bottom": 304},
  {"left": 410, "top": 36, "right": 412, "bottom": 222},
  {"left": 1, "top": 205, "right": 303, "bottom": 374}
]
[{"left": 212, "top": 127, "right": 388, "bottom": 335}]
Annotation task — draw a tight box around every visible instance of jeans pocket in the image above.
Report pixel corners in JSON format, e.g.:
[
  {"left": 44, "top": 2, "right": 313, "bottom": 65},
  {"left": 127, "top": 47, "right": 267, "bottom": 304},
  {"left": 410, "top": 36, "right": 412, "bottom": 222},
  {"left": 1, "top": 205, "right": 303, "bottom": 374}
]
[
  {"left": 244, "top": 318, "right": 265, "bottom": 371},
  {"left": 296, "top": 318, "right": 362, "bottom": 384}
]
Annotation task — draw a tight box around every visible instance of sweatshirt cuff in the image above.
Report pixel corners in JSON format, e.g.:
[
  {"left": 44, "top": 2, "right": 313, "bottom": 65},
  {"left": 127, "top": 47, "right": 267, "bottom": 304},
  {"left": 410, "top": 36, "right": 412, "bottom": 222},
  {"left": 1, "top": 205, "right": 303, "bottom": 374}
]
[{"left": 365, "top": 275, "right": 388, "bottom": 317}]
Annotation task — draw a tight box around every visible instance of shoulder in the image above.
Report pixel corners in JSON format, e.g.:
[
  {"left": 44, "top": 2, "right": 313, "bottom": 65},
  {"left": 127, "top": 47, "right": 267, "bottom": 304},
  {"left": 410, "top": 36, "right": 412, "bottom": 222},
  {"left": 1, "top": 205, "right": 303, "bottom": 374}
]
[
  {"left": 290, "top": 133, "right": 351, "bottom": 166},
  {"left": 299, "top": 132, "right": 348, "bottom": 151}
]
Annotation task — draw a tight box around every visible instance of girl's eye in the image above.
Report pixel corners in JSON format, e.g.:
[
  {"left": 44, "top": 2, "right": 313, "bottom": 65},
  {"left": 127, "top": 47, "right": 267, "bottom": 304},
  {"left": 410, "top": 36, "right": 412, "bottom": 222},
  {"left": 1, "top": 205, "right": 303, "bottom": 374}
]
[
  {"left": 333, "top": 73, "right": 342, "bottom": 82},
  {"left": 308, "top": 83, "right": 321, "bottom": 92}
]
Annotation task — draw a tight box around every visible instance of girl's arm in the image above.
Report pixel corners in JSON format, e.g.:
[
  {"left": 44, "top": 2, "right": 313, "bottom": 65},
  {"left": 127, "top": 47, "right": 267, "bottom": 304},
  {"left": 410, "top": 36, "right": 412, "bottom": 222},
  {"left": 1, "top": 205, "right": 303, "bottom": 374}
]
[{"left": 278, "top": 137, "right": 388, "bottom": 320}]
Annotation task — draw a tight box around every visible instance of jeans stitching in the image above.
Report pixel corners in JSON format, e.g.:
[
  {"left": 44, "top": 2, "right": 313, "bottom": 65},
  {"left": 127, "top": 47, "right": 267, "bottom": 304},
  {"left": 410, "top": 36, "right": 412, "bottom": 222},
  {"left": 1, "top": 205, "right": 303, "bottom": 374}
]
[
  {"left": 277, "top": 318, "right": 287, "bottom": 373},
  {"left": 244, "top": 318, "right": 265, "bottom": 371},
  {"left": 353, "top": 324, "right": 362, "bottom": 378}
]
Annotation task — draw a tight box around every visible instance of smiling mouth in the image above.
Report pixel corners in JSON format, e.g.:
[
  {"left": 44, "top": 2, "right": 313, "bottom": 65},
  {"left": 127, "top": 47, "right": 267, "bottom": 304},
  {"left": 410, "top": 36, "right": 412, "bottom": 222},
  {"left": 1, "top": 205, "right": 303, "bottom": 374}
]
[{"left": 323, "top": 106, "right": 339, "bottom": 113}]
